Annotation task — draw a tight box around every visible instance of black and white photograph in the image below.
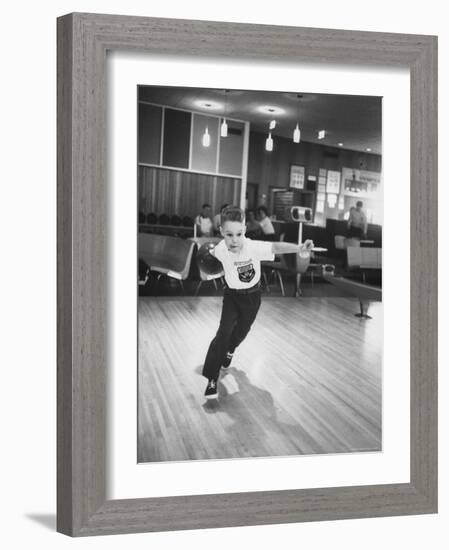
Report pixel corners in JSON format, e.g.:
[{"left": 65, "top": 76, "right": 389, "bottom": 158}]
[{"left": 137, "top": 85, "right": 383, "bottom": 464}]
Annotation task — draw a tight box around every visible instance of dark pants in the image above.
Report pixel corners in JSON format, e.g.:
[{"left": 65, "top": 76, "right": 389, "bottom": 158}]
[
  {"left": 202, "top": 288, "right": 262, "bottom": 380},
  {"left": 347, "top": 225, "right": 363, "bottom": 239}
]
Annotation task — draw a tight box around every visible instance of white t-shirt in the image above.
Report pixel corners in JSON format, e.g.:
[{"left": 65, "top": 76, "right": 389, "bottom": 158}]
[
  {"left": 213, "top": 213, "right": 221, "bottom": 231},
  {"left": 213, "top": 237, "right": 274, "bottom": 289},
  {"left": 194, "top": 215, "right": 213, "bottom": 236},
  {"left": 259, "top": 216, "right": 275, "bottom": 235},
  {"left": 348, "top": 209, "right": 367, "bottom": 229}
]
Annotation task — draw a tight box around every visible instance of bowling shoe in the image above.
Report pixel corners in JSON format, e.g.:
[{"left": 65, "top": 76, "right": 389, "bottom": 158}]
[
  {"left": 205, "top": 378, "right": 218, "bottom": 399},
  {"left": 221, "top": 352, "right": 233, "bottom": 369}
]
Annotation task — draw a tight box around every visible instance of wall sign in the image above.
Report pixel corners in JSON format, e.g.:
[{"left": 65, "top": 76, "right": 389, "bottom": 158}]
[{"left": 289, "top": 164, "right": 305, "bottom": 189}]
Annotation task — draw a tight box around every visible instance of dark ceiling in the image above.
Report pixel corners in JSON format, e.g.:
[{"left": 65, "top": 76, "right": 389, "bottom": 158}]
[{"left": 138, "top": 86, "right": 382, "bottom": 155}]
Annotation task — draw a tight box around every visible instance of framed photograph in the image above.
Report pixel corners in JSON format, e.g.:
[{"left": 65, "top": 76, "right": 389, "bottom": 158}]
[
  {"left": 57, "top": 13, "right": 437, "bottom": 536},
  {"left": 136, "top": 85, "right": 377, "bottom": 465},
  {"left": 289, "top": 164, "right": 305, "bottom": 189}
]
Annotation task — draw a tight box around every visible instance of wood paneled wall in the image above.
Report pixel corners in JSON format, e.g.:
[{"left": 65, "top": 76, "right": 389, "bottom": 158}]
[{"left": 138, "top": 166, "right": 241, "bottom": 218}]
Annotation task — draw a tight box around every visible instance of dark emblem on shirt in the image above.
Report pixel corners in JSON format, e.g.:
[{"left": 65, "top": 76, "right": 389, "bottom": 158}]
[{"left": 237, "top": 263, "right": 255, "bottom": 283}]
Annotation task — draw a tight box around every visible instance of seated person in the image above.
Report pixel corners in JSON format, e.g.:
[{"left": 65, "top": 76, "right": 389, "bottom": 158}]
[
  {"left": 256, "top": 206, "right": 276, "bottom": 241},
  {"left": 245, "top": 209, "right": 262, "bottom": 239},
  {"left": 194, "top": 203, "right": 214, "bottom": 237},
  {"left": 213, "top": 203, "right": 229, "bottom": 235}
]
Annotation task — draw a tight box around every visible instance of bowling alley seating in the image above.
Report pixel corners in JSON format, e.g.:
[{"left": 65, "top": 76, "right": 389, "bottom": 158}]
[
  {"left": 182, "top": 215, "right": 194, "bottom": 227},
  {"left": 261, "top": 233, "right": 290, "bottom": 296},
  {"left": 332, "top": 234, "right": 348, "bottom": 268},
  {"left": 191, "top": 237, "right": 224, "bottom": 295},
  {"left": 138, "top": 233, "right": 196, "bottom": 292},
  {"left": 346, "top": 245, "right": 382, "bottom": 283},
  {"left": 146, "top": 212, "right": 157, "bottom": 224},
  {"left": 138, "top": 258, "right": 150, "bottom": 286},
  {"left": 158, "top": 213, "right": 170, "bottom": 225},
  {"left": 195, "top": 265, "right": 224, "bottom": 295},
  {"left": 261, "top": 261, "right": 286, "bottom": 296}
]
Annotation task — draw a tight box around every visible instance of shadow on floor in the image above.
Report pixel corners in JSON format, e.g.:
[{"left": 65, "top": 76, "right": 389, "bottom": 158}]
[{"left": 25, "top": 513, "right": 56, "bottom": 531}]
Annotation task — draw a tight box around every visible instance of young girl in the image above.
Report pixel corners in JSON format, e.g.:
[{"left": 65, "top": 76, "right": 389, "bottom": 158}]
[{"left": 203, "top": 205, "right": 313, "bottom": 398}]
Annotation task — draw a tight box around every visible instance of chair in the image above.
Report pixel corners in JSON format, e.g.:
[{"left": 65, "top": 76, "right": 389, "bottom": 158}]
[
  {"left": 138, "top": 258, "right": 150, "bottom": 286},
  {"left": 334, "top": 234, "right": 348, "bottom": 267},
  {"left": 138, "top": 233, "right": 196, "bottom": 293},
  {"left": 261, "top": 234, "right": 287, "bottom": 296},
  {"left": 334, "top": 235, "right": 346, "bottom": 250},
  {"left": 182, "top": 215, "right": 194, "bottom": 227},
  {"left": 194, "top": 269, "right": 225, "bottom": 295},
  {"left": 146, "top": 212, "right": 157, "bottom": 224},
  {"left": 171, "top": 214, "right": 182, "bottom": 226},
  {"left": 286, "top": 251, "right": 312, "bottom": 297},
  {"left": 261, "top": 260, "right": 286, "bottom": 296},
  {"left": 192, "top": 237, "right": 225, "bottom": 295},
  {"left": 158, "top": 213, "right": 170, "bottom": 225},
  {"left": 347, "top": 246, "right": 382, "bottom": 283}
]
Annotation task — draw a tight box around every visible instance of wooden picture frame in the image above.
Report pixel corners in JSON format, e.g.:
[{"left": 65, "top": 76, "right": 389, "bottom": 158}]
[{"left": 57, "top": 13, "right": 437, "bottom": 536}]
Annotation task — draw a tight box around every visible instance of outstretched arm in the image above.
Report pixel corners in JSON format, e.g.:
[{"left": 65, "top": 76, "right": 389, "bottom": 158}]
[{"left": 271, "top": 239, "right": 314, "bottom": 255}]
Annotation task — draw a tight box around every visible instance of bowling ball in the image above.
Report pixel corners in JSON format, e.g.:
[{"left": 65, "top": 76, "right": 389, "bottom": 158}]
[
  {"left": 197, "top": 242, "right": 223, "bottom": 275},
  {"left": 323, "top": 264, "right": 335, "bottom": 276}
]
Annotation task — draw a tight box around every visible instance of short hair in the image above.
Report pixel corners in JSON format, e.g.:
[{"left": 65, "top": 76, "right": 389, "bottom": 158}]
[
  {"left": 221, "top": 205, "right": 245, "bottom": 225},
  {"left": 220, "top": 203, "right": 229, "bottom": 212},
  {"left": 356, "top": 201, "right": 363, "bottom": 208},
  {"left": 256, "top": 205, "right": 269, "bottom": 216}
]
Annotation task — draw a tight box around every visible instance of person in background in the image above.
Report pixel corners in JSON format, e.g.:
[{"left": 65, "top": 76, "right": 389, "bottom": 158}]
[
  {"left": 347, "top": 200, "right": 368, "bottom": 239},
  {"left": 194, "top": 203, "right": 214, "bottom": 237},
  {"left": 256, "top": 206, "right": 276, "bottom": 241},
  {"left": 213, "top": 203, "right": 229, "bottom": 235},
  {"left": 245, "top": 209, "right": 262, "bottom": 239}
]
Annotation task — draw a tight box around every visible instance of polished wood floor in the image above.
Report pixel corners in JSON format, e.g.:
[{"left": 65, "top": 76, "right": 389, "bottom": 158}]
[{"left": 138, "top": 296, "right": 382, "bottom": 463}]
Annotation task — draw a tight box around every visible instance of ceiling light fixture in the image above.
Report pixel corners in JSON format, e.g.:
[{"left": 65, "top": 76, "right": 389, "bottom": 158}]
[
  {"left": 338, "top": 142, "right": 344, "bottom": 147},
  {"left": 202, "top": 126, "right": 210, "bottom": 147},
  {"left": 265, "top": 130, "right": 273, "bottom": 152},
  {"left": 318, "top": 130, "right": 326, "bottom": 140},
  {"left": 293, "top": 94, "right": 302, "bottom": 143},
  {"left": 269, "top": 119, "right": 276, "bottom": 130},
  {"left": 256, "top": 105, "right": 285, "bottom": 116},
  {"left": 194, "top": 100, "right": 221, "bottom": 111},
  {"left": 221, "top": 90, "right": 228, "bottom": 138}
]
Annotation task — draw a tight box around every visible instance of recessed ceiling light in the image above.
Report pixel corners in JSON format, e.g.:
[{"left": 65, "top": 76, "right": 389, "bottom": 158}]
[
  {"left": 257, "top": 105, "right": 285, "bottom": 116},
  {"left": 194, "top": 100, "right": 222, "bottom": 110},
  {"left": 318, "top": 130, "right": 326, "bottom": 140},
  {"left": 338, "top": 142, "right": 344, "bottom": 147},
  {"left": 366, "top": 148, "right": 372, "bottom": 152}
]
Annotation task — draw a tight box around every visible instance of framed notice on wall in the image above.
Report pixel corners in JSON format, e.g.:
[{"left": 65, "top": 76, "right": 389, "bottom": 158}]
[
  {"left": 289, "top": 164, "right": 305, "bottom": 189},
  {"left": 326, "top": 170, "right": 341, "bottom": 194}
]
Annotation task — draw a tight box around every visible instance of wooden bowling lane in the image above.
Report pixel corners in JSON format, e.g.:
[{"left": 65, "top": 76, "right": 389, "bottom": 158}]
[{"left": 138, "top": 297, "right": 382, "bottom": 463}]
